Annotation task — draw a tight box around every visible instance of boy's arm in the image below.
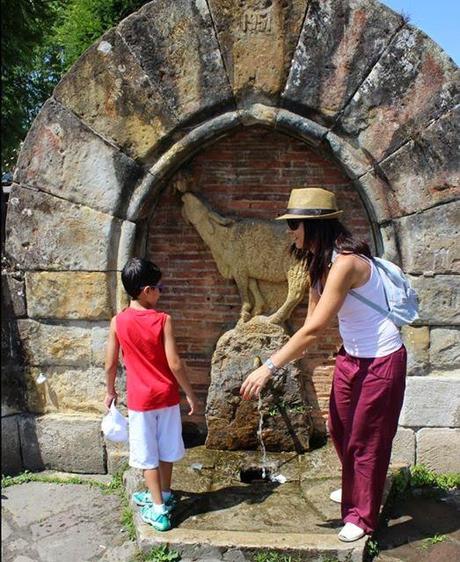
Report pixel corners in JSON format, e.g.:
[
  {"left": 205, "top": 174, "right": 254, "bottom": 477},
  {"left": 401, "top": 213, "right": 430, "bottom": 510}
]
[
  {"left": 163, "top": 315, "right": 199, "bottom": 415},
  {"left": 104, "top": 317, "right": 120, "bottom": 409}
]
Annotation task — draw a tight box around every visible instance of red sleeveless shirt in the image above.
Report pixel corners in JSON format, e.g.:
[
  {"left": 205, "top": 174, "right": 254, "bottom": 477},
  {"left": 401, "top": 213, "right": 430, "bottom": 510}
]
[{"left": 115, "top": 308, "right": 180, "bottom": 411}]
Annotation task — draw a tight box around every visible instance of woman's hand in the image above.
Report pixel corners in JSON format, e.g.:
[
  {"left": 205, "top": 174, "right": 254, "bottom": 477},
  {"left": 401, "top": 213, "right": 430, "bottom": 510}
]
[{"left": 240, "top": 365, "right": 272, "bottom": 400}]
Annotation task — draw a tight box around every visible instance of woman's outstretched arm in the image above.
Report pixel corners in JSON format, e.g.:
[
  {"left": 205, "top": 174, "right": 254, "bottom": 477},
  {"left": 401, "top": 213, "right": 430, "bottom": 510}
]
[{"left": 240, "top": 255, "right": 358, "bottom": 400}]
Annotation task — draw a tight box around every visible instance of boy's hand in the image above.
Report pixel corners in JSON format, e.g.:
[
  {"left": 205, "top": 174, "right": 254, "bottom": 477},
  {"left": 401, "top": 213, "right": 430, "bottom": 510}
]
[
  {"left": 186, "top": 394, "right": 199, "bottom": 416},
  {"left": 104, "top": 391, "right": 118, "bottom": 410}
]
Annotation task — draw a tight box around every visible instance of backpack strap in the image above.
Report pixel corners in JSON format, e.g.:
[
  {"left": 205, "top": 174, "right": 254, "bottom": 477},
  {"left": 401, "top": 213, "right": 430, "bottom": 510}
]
[
  {"left": 348, "top": 288, "right": 389, "bottom": 318},
  {"left": 348, "top": 258, "right": 390, "bottom": 318}
]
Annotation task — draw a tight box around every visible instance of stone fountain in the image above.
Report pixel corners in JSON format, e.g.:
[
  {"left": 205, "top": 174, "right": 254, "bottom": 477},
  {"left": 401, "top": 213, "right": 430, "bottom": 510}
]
[{"left": 178, "top": 182, "right": 313, "bottom": 454}]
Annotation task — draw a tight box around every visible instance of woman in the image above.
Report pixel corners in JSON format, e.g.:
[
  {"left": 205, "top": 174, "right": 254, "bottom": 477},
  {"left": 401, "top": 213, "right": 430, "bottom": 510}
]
[{"left": 240, "top": 187, "right": 406, "bottom": 542}]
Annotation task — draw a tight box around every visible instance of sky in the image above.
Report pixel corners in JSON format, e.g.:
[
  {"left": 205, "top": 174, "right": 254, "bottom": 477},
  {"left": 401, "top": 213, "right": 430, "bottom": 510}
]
[{"left": 381, "top": 1, "right": 459, "bottom": 64}]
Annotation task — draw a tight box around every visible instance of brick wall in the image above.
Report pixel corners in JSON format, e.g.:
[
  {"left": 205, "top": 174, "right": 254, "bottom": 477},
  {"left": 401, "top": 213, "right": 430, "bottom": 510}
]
[{"left": 146, "top": 126, "right": 373, "bottom": 440}]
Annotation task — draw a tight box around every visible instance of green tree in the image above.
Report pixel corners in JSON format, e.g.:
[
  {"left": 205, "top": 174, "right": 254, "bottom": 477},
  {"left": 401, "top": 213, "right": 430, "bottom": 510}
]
[
  {"left": 1, "top": 0, "right": 64, "bottom": 172},
  {"left": 56, "top": 0, "right": 147, "bottom": 70},
  {"left": 1, "top": 0, "right": 147, "bottom": 174}
]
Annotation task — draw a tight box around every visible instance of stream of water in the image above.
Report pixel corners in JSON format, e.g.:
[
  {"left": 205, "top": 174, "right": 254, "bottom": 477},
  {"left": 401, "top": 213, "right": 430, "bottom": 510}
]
[{"left": 256, "top": 392, "right": 268, "bottom": 478}]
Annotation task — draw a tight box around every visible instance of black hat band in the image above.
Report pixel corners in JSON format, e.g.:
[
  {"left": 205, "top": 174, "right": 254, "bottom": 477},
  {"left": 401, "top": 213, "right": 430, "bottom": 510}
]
[{"left": 285, "top": 208, "right": 337, "bottom": 216}]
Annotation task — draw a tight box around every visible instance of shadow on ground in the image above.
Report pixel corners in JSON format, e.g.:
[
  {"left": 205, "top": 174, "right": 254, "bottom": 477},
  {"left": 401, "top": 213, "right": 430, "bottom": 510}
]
[{"left": 373, "top": 489, "right": 460, "bottom": 562}]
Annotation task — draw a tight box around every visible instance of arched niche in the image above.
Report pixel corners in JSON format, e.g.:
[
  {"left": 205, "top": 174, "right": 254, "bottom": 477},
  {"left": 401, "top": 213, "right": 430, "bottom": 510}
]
[{"left": 4, "top": 0, "right": 458, "bottom": 468}]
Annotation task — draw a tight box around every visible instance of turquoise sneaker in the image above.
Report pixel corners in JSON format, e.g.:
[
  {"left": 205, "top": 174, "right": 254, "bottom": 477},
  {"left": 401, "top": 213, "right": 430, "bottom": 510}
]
[
  {"left": 140, "top": 505, "right": 171, "bottom": 531},
  {"left": 132, "top": 490, "right": 177, "bottom": 512},
  {"left": 132, "top": 490, "right": 152, "bottom": 507}
]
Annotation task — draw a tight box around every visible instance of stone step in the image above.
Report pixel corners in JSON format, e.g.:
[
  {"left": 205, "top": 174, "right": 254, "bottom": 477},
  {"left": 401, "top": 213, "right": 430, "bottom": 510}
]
[
  {"left": 125, "top": 446, "right": 407, "bottom": 562},
  {"left": 134, "top": 519, "right": 366, "bottom": 561}
]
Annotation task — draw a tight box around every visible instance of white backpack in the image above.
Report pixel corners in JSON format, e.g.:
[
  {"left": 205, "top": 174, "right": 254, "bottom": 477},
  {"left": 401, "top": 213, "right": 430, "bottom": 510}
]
[{"left": 349, "top": 257, "right": 419, "bottom": 327}]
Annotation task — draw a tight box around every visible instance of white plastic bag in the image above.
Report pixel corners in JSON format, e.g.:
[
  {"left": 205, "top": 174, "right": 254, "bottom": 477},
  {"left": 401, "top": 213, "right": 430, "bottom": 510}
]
[{"left": 101, "top": 402, "right": 129, "bottom": 442}]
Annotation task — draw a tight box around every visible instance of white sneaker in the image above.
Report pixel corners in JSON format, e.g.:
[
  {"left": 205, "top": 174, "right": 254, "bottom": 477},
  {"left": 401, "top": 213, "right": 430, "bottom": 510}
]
[
  {"left": 338, "top": 522, "right": 365, "bottom": 542},
  {"left": 329, "top": 488, "right": 342, "bottom": 504}
]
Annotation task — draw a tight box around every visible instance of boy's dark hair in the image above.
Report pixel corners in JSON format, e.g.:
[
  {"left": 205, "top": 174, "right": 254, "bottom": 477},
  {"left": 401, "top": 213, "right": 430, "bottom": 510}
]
[{"left": 121, "top": 258, "right": 161, "bottom": 299}]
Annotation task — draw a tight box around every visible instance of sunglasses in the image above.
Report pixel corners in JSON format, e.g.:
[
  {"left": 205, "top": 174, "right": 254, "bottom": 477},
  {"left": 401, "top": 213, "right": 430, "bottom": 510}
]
[
  {"left": 287, "top": 219, "right": 303, "bottom": 231},
  {"left": 142, "top": 282, "right": 164, "bottom": 293}
]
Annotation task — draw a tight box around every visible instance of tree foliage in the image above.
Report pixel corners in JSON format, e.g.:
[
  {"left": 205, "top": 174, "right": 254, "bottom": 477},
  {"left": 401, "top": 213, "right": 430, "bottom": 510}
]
[{"left": 1, "top": 0, "right": 148, "bottom": 173}]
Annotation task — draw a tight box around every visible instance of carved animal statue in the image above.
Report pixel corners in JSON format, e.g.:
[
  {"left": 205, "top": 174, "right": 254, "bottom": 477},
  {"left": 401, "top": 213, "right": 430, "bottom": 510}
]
[{"left": 181, "top": 192, "right": 309, "bottom": 324}]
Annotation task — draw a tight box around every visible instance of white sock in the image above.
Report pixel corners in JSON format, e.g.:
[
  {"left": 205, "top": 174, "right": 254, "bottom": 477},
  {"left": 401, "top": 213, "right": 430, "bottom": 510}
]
[
  {"left": 152, "top": 502, "right": 166, "bottom": 515},
  {"left": 162, "top": 490, "right": 172, "bottom": 502}
]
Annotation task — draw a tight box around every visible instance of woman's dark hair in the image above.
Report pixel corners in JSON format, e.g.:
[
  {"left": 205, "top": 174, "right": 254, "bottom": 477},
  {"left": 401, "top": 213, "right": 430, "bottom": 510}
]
[
  {"left": 121, "top": 257, "right": 161, "bottom": 299},
  {"left": 290, "top": 219, "right": 371, "bottom": 290}
]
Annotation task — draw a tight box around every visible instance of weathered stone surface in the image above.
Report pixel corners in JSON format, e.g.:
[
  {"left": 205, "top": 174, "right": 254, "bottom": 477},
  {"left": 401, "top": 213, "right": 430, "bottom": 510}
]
[
  {"left": 379, "top": 222, "right": 401, "bottom": 264},
  {"left": 25, "top": 367, "right": 107, "bottom": 414},
  {"left": 390, "top": 427, "right": 415, "bottom": 466},
  {"left": 14, "top": 99, "right": 142, "bottom": 216},
  {"left": 352, "top": 169, "right": 401, "bottom": 223},
  {"left": 118, "top": 0, "right": 234, "bottom": 124},
  {"left": 379, "top": 106, "right": 460, "bottom": 216},
  {"left": 17, "top": 320, "right": 92, "bottom": 367},
  {"left": 430, "top": 327, "right": 460, "bottom": 371},
  {"left": 91, "top": 325, "right": 110, "bottom": 367},
  {"left": 127, "top": 111, "right": 241, "bottom": 220},
  {"left": 325, "top": 131, "right": 372, "bottom": 179},
  {"left": 25, "top": 272, "right": 114, "bottom": 320},
  {"left": 1, "top": 415, "right": 23, "bottom": 475},
  {"left": 416, "top": 428, "right": 460, "bottom": 473},
  {"left": 399, "top": 375, "right": 460, "bottom": 427},
  {"left": 283, "top": 0, "right": 402, "bottom": 122},
  {"left": 206, "top": 319, "right": 312, "bottom": 452},
  {"left": 117, "top": 220, "right": 137, "bottom": 270},
  {"left": 2, "top": 271, "right": 26, "bottom": 318},
  {"left": 208, "top": 0, "right": 308, "bottom": 106},
  {"left": 55, "top": 29, "right": 178, "bottom": 164},
  {"left": 338, "top": 25, "right": 459, "bottom": 161},
  {"left": 276, "top": 110, "right": 327, "bottom": 146},
  {"left": 395, "top": 201, "right": 459, "bottom": 275},
  {"left": 18, "top": 413, "right": 105, "bottom": 473},
  {"left": 401, "top": 326, "right": 430, "bottom": 376},
  {"left": 408, "top": 275, "right": 460, "bottom": 325},
  {"left": 6, "top": 186, "right": 122, "bottom": 271},
  {"left": 106, "top": 440, "right": 129, "bottom": 475}
]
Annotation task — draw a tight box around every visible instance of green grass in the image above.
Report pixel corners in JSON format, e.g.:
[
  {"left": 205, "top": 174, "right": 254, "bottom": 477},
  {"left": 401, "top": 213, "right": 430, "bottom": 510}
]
[
  {"left": 252, "top": 552, "right": 303, "bottom": 562},
  {"left": 1, "top": 470, "right": 110, "bottom": 490},
  {"left": 132, "top": 545, "right": 181, "bottom": 561},
  {"left": 409, "top": 465, "right": 460, "bottom": 491},
  {"left": 421, "top": 534, "right": 448, "bottom": 549}
]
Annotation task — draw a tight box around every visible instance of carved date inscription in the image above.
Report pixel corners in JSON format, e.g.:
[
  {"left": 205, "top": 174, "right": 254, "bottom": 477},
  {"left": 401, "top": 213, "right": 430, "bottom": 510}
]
[{"left": 240, "top": 8, "right": 272, "bottom": 33}]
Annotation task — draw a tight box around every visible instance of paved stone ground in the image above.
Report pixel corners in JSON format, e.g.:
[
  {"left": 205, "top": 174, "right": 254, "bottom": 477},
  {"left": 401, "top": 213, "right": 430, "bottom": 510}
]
[
  {"left": 2, "top": 464, "right": 459, "bottom": 561},
  {"left": 1, "top": 476, "right": 137, "bottom": 562}
]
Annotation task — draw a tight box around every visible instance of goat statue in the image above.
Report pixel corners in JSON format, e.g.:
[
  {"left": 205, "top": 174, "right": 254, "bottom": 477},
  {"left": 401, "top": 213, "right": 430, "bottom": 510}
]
[{"left": 179, "top": 189, "right": 309, "bottom": 324}]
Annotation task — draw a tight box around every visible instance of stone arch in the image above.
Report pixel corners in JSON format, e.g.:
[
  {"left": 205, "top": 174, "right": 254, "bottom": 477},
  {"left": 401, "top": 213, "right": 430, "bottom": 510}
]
[{"left": 4, "top": 0, "right": 459, "bottom": 473}]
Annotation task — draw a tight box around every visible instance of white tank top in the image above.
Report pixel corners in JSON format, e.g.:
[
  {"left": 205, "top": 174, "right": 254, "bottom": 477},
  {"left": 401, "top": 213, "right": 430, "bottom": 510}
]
[{"left": 334, "top": 254, "right": 402, "bottom": 358}]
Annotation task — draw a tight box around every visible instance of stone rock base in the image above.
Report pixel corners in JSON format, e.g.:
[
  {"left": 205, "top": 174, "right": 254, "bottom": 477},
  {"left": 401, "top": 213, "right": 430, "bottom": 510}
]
[{"left": 205, "top": 318, "right": 312, "bottom": 452}]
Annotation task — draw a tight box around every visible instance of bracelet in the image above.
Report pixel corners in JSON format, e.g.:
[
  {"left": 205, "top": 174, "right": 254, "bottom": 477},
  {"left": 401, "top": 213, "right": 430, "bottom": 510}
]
[{"left": 264, "top": 358, "right": 279, "bottom": 375}]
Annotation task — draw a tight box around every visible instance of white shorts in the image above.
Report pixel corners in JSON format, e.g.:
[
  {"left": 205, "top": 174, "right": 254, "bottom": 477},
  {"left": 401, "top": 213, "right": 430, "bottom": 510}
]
[{"left": 128, "top": 404, "right": 185, "bottom": 470}]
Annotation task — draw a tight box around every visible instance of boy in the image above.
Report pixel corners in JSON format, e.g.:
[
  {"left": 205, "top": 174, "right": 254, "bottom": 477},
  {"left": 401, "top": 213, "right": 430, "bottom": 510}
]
[{"left": 104, "top": 257, "right": 198, "bottom": 531}]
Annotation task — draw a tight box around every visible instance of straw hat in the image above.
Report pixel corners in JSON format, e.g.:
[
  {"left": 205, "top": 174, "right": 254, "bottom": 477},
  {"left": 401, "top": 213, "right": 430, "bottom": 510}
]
[{"left": 276, "top": 187, "right": 343, "bottom": 220}]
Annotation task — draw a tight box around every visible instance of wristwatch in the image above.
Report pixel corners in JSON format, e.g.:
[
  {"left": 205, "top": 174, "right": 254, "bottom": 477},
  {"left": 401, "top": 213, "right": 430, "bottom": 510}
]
[{"left": 264, "top": 357, "right": 279, "bottom": 375}]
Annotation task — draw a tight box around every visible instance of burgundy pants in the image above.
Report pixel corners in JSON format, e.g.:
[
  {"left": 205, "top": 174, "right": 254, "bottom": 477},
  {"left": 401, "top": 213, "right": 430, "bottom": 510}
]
[{"left": 328, "top": 345, "right": 407, "bottom": 533}]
